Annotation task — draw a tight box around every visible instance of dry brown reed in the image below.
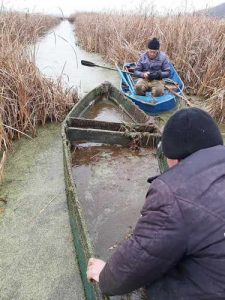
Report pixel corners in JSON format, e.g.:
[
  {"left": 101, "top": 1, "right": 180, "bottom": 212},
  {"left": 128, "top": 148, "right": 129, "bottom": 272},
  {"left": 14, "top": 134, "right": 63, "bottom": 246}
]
[
  {"left": 205, "top": 88, "right": 225, "bottom": 123},
  {"left": 0, "top": 11, "right": 76, "bottom": 179},
  {"left": 0, "top": 11, "right": 60, "bottom": 44},
  {"left": 72, "top": 11, "right": 225, "bottom": 122}
]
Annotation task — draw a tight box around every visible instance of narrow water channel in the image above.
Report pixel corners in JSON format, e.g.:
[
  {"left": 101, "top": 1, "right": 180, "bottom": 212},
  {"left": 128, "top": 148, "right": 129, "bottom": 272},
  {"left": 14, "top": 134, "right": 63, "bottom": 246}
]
[{"left": 34, "top": 20, "right": 120, "bottom": 96}]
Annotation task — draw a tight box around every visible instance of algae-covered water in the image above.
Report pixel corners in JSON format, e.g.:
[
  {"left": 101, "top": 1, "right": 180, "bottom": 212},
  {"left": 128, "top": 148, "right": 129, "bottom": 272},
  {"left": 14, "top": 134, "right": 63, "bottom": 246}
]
[{"left": 0, "top": 124, "right": 84, "bottom": 300}]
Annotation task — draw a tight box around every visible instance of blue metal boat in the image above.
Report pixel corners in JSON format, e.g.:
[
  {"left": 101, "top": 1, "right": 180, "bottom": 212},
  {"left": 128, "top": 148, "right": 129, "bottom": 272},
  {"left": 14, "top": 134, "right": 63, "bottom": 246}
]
[{"left": 118, "top": 62, "right": 184, "bottom": 114}]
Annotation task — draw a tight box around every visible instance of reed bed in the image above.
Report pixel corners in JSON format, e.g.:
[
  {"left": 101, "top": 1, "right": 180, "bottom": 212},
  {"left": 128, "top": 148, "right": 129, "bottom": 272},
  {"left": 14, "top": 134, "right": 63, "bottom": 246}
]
[
  {"left": 0, "top": 11, "right": 76, "bottom": 179},
  {"left": 72, "top": 12, "right": 225, "bottom": 122},
  {"left": 0, "top": 11, "right": 61, "bottom": 44}
]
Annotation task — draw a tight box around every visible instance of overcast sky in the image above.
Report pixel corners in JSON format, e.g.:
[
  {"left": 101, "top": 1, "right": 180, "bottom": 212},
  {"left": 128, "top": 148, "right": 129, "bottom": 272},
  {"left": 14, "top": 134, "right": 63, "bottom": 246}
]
[{"left": 2, "top": 0, "right": 225, "bottom": 16}]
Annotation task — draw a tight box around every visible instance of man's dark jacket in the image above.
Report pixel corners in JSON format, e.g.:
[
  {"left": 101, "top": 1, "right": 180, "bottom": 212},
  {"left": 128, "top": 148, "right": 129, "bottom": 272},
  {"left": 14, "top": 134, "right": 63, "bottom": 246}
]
[{"left": 99, "top": 145, "right": 225, "bottom": 299}]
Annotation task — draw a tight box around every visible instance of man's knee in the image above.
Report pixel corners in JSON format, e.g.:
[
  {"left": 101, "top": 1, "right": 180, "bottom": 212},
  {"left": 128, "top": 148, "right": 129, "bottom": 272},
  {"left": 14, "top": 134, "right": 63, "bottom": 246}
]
[{"left": 152, "top": 86, "right": 164, "bottom": 97}]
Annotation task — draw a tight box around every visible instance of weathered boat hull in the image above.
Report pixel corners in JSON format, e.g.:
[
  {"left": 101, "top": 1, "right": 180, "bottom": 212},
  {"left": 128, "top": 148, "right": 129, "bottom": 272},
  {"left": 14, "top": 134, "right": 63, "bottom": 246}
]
[{"left": 62, "top": 82, "right": 161, "bottom": 300}]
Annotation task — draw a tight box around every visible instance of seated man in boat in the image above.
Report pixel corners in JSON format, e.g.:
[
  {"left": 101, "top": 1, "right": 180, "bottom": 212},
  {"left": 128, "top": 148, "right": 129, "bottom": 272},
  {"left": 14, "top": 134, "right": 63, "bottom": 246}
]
[
  {"left": 87, "top": 108, "right": 225, "bottom": 300},
  {"left": 134, "top": 37, "right": 170, "bottom": 97}
]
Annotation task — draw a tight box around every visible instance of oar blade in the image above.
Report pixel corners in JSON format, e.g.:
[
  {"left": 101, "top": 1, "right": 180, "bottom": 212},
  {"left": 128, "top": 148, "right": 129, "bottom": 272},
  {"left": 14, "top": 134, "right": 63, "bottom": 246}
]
[{"left": 81, "top": 60, "right": 96, "bottom": 67}]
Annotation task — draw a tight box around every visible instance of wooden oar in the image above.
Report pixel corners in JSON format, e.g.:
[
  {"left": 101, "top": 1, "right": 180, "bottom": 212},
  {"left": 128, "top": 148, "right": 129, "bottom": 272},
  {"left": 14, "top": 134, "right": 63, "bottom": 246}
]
[
  {"left": 81, "top": 59, "right": 136, "bottom": 92},
  {"left": 81, "top": 60, "right": 133, "bottom": 75},
  {"left": 164, "top": 85, "right": 193, "bottom": 107}
]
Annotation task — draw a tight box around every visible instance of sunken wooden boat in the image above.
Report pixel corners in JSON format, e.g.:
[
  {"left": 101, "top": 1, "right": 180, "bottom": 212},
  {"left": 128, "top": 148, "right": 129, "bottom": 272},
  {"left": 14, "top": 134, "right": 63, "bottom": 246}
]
[
  {"left": 118, "top": 62, "right": 184, "bottom": 114},
  {"left": 62, "top": 82, "right": 161, "bottom": 300}
]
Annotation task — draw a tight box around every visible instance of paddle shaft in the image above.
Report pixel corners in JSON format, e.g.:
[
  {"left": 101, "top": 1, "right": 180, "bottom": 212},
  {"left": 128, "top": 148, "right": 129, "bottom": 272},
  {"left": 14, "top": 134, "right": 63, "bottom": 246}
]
[
  {"left": 81, "top": 60, "right": 134, "bottom": 75},
  {"left": 164, "top": 86, "right": 192, "bottom": 107}
]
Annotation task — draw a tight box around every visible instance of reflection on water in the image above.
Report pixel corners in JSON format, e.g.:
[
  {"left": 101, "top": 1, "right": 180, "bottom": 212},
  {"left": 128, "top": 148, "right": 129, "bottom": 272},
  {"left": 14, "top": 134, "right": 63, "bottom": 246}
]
[{"left": 33, "top": 20, "right": 120, "bottom": 96}]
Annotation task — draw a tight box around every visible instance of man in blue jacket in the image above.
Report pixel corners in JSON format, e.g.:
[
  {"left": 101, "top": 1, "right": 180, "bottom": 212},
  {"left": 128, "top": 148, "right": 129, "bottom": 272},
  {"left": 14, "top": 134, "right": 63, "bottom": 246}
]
[
  {"left": 87, "top": 108, "right": 225, "bottom": 299},
  {"left": 134, "top": 37, "right": 170, "bottom": 97}
]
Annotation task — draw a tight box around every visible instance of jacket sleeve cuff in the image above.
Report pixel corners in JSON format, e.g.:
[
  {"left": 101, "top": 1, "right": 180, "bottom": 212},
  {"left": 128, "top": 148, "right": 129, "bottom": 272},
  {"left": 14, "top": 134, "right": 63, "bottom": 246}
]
[
  {"left": 134, "top": 70, "right": 143, "bottom": 78},
  {"left": 161, "top": 70, "right": 170, "bottom": 78},
  {"left": 99, "top": 263, "right": 113, "bottom": 296}
]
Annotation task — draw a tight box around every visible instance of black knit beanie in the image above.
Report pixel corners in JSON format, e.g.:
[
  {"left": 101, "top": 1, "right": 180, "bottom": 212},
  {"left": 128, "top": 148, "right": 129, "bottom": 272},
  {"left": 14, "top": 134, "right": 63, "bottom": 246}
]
[
  {"left": 148, "top": 38, "right": 160, "bottom": 50},
  {"left": 162, "top": 108, "right": 223, "bottom": 159}
]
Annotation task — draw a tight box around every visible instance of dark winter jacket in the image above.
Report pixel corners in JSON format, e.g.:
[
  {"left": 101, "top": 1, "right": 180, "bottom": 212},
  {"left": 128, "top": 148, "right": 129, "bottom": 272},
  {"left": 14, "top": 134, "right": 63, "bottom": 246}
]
[
  {"left": 99, "top": 145, "right": 225, "bottom": 299},
  {"left": 134, "top": 51, "right": 170, "bottom": 79}
]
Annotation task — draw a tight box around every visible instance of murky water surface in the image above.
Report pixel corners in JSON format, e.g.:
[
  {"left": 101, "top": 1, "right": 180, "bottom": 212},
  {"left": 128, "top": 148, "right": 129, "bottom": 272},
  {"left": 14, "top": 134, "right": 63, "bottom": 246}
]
[
  {"left": 34, "top": 20, "right": 120, "bottom": 96},
  {"left": 72, "top": 145, "right": 159, "bottom": 259},
  {"left": 82, "top": 98, "right": 133, "bottom": 122}
]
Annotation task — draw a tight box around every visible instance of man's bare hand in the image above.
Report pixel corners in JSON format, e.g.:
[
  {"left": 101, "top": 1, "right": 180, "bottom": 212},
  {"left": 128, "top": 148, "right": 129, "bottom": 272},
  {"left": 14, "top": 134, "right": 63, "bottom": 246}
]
[
  {"left": 143, "top": 72, "right": 150, "bottom": 79},
  {"left": 87, "top": 258, "right": 106, "bottom": 282}
]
